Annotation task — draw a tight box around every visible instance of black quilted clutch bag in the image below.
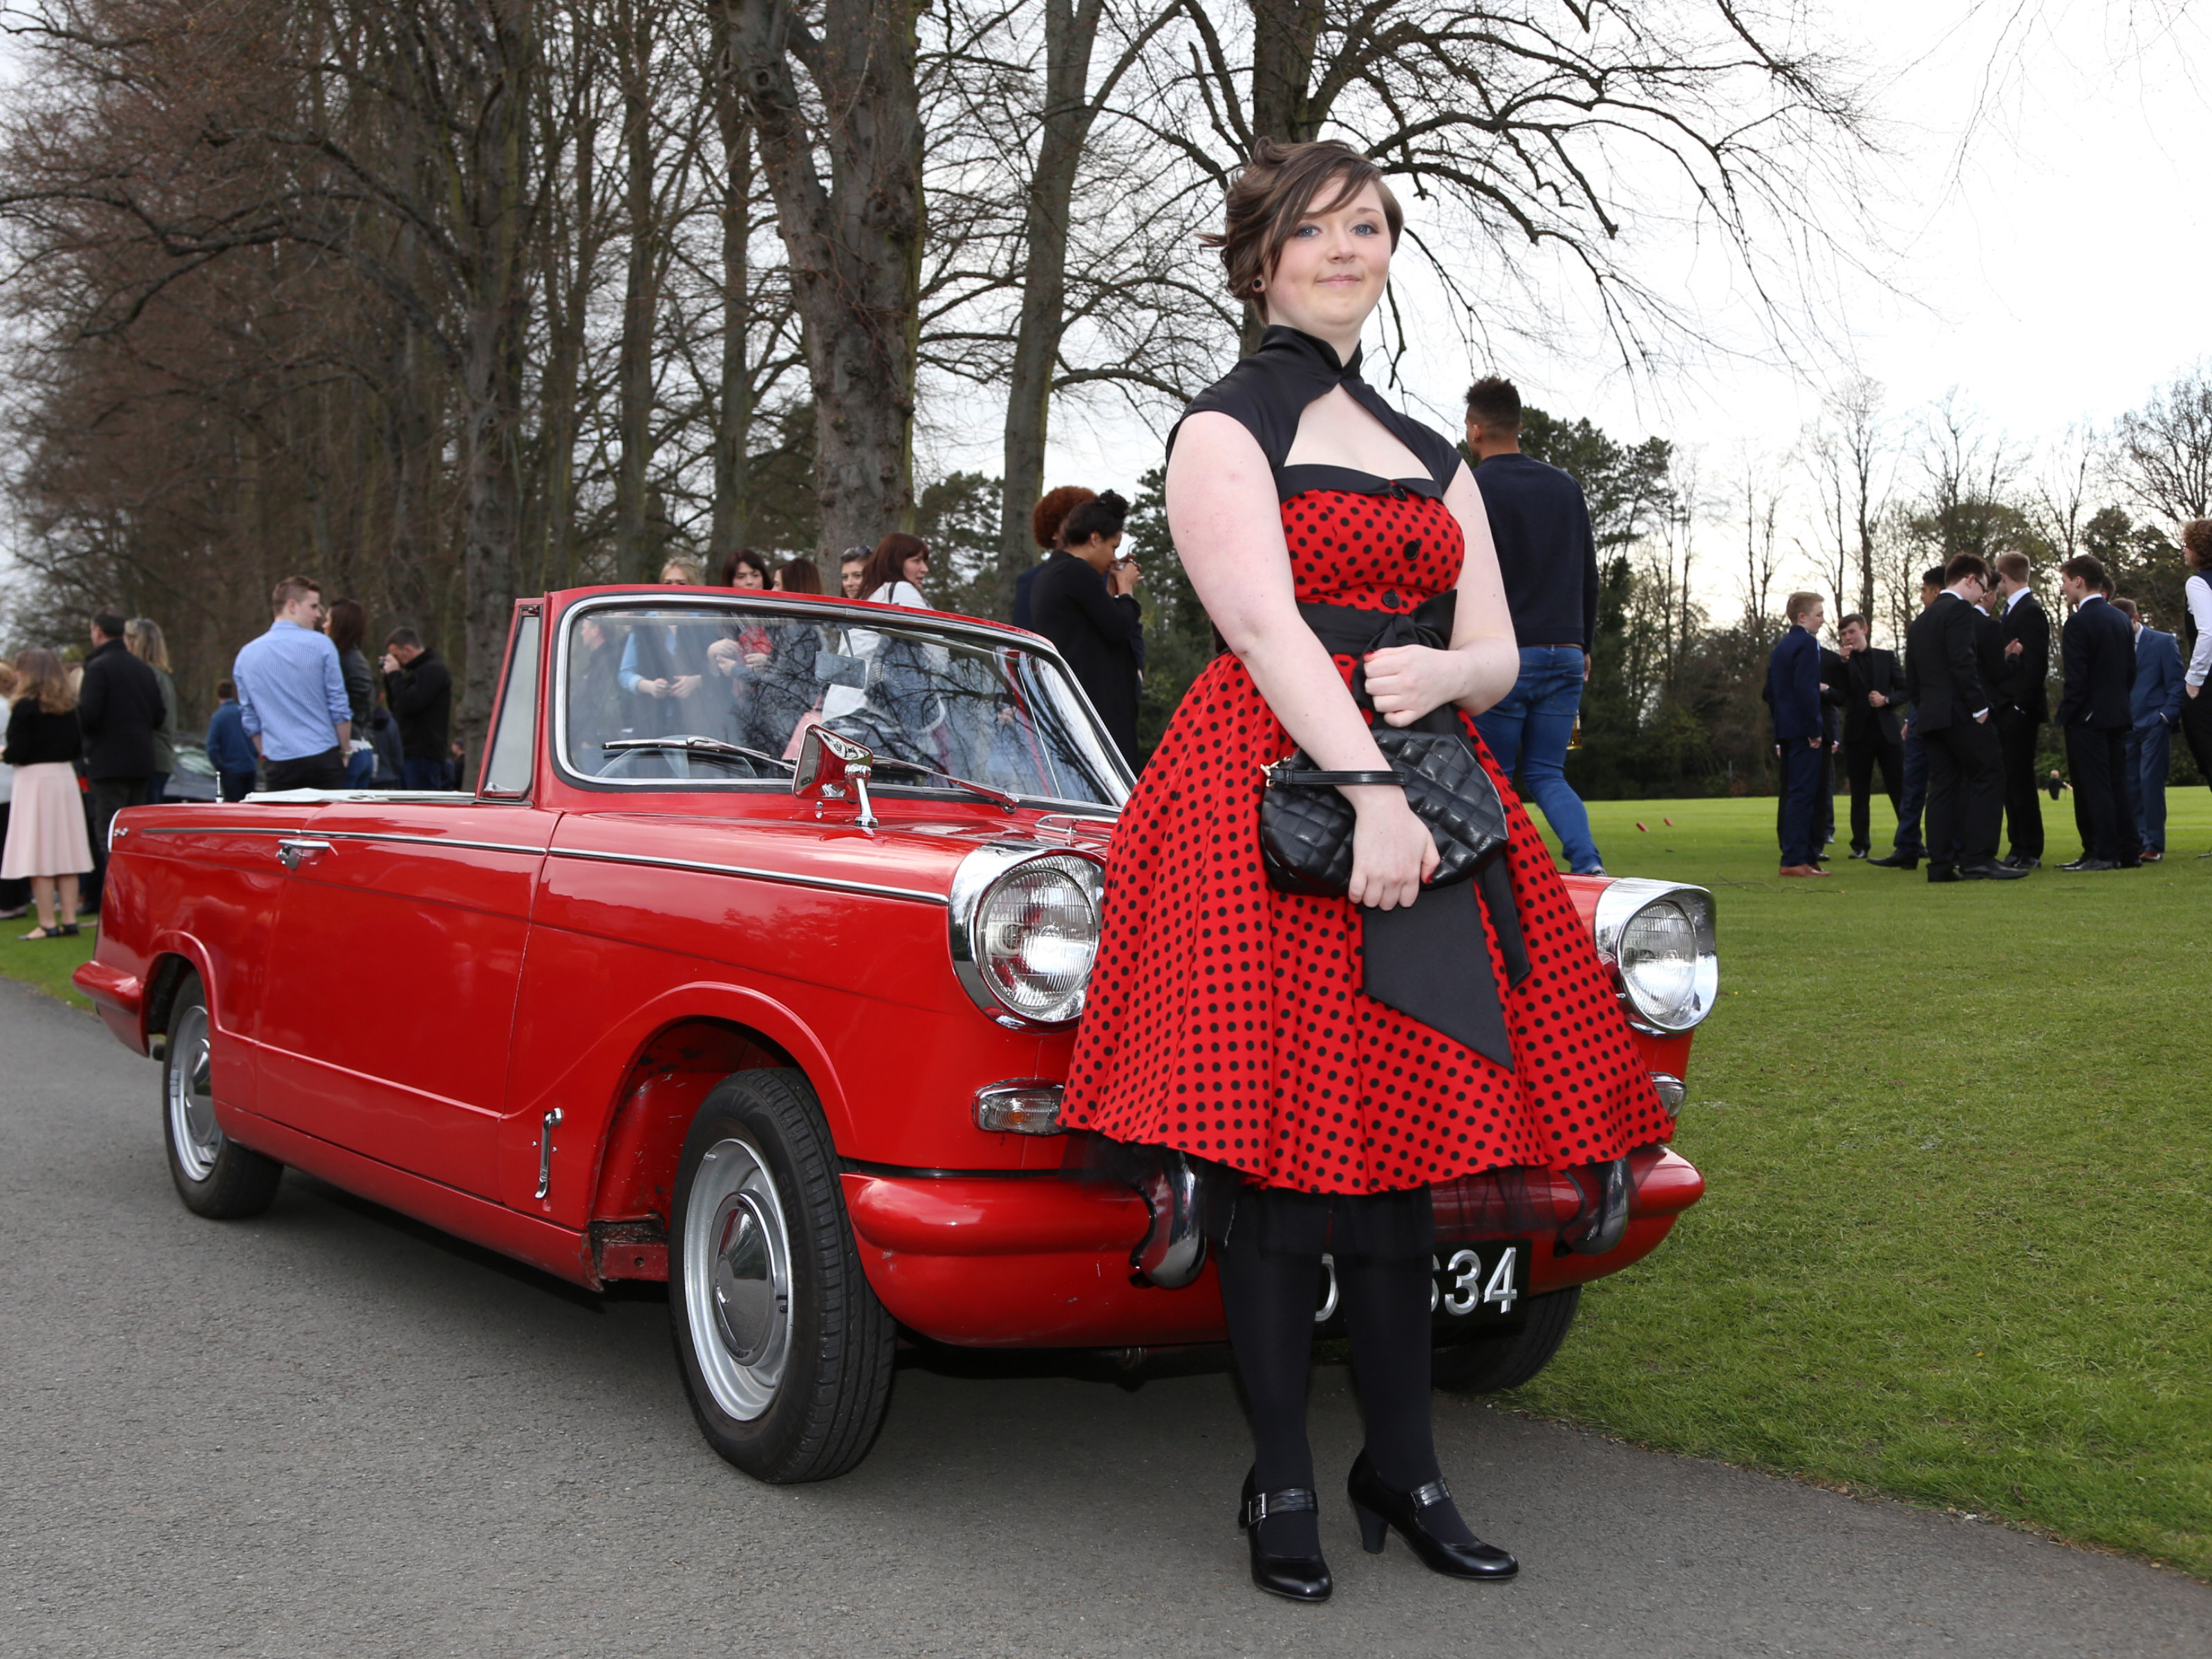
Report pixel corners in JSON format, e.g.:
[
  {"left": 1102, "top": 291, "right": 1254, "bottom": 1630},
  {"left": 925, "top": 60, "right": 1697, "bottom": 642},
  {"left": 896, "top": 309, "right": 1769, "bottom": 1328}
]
[{"left": 1258, "top": 727, "right": 1509, "bottom": 897}]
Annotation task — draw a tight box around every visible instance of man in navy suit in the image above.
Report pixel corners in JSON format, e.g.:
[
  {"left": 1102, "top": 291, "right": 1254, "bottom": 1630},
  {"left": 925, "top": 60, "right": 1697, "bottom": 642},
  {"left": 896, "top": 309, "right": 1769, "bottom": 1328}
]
[
  {"left": 1766, "top": 592, "right": 1828, "bottom": 877},
  {"left": 2114, "top": 597, "right": 2184, "bottom": 861},
  {"left": 2054, "top": 554, "right": 2139, "bottom": 871}
]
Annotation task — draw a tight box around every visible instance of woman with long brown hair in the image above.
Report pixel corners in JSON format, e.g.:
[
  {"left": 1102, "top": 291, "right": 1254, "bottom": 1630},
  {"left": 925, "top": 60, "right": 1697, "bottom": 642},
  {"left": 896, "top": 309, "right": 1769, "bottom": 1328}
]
[
  {"left": 123, "top": 618, "right": 180, "bottom": 803},
  {"left": 1058, "top": 140, "right": 1672, "bottom": 1602},
  {"left": 1, "top": 648, "right": 94, "bottom": 938},
  {"left": 855, "top": 533, "right": 930, "bottom": 607},
  {"left": 322, "top": 599, "right": 377, "bottom": 786}
]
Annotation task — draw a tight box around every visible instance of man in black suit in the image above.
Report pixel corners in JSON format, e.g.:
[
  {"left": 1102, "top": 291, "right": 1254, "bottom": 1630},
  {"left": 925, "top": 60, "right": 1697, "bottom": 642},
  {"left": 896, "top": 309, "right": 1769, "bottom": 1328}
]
[
  {"left": 1989, "top": 551, "right": 2051, "bottom": 868},
  {"left": 2054, "top": 554, "right": 2139, "bottom": 871},
  {"left": 1902, "top": 554, "right": 2027, "bottom": 883},
  {"left": 1836, "top": 615, "right": 1905, "bottom": 858}
]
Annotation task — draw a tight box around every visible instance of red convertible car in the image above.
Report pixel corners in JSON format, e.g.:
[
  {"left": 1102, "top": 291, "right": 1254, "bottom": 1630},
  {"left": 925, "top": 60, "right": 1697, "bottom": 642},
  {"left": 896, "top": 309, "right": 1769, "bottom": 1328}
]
[{"left": 77, "top": 585, "right": 1716, "bottom": 1483}]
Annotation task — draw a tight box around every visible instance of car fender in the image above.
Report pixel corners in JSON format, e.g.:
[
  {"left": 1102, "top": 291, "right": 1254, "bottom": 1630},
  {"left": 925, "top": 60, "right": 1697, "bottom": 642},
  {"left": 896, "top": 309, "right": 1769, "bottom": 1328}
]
[{"left": 505, "top": 975, "right": 852, "bottom": 1228}]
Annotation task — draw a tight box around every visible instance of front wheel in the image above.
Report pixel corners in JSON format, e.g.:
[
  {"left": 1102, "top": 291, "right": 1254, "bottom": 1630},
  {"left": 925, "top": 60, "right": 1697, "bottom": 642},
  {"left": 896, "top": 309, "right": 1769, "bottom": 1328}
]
[
  {"left": 669, "top": 1068, "right": 894, "bottom": 1483},
  {"left": 1432, "top": 1285, "right": 1580, "bottom": 1393},
  {"left": 162, "top": 976, "right": 283, "bottom": 1219}
]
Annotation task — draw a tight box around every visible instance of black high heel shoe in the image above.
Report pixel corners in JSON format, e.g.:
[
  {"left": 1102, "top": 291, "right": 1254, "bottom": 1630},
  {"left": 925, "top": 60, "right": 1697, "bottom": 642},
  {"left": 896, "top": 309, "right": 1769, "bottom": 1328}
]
[
  {"left": 1237, "top": 1468, "right": 1332, "bottom": 1602},
  {"left": 1347, "top": 1450, "right": 1517, "bottom": 1582}
]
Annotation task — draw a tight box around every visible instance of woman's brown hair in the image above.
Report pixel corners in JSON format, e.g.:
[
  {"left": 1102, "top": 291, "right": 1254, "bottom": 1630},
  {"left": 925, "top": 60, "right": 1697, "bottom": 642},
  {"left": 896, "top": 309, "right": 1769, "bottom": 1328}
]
[
  {"left": 713, "top": 547, "right": 772, "bottom": 586},
  {"left": 11, "top": 647, "right": 73, "bottom": 713},
  {"left": 1202, "top": 138, "right": 1401, "bottom": 319},
  {"left": 324, "top": 599, "right": 366, "bottom": 658},
  {"left": 859, "top": 532, "right": 928, "bottom": 599},
  {"left": 1030, "top": 485, "right": 1096, "bottom": 551},
  {"left": 774, "top": 556, "right": 824, "bottom": 594}
]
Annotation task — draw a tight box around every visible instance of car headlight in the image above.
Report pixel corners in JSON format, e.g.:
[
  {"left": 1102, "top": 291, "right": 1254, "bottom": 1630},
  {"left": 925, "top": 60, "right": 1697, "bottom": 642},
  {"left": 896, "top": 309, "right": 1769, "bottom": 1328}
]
[
  {"left": 1591, "top": 879, "right": 1718, "bottom": 1034},
  {"left": 948, "top": 847, "right": 1104, "bottom": 1027}
]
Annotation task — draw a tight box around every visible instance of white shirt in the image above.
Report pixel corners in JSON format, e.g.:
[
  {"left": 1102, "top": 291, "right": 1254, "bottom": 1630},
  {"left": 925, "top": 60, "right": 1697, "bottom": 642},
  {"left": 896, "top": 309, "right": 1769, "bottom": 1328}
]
[
  {"left": 2186, "top": 572, "right": 2212, "bottom": 688},
  {"left": 2004, "top": 585, "right": 2032, "bottom": 612}
]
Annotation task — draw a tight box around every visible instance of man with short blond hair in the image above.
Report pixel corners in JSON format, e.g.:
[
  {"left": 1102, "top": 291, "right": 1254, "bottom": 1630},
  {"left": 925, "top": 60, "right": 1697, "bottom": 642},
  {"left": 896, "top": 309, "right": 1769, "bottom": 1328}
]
[
  {"left": 232, "top": 574, "right": 352, "bottom": 792},
  {"left": 1766, "top": 592, "right": 1828, "bottom": 877}
]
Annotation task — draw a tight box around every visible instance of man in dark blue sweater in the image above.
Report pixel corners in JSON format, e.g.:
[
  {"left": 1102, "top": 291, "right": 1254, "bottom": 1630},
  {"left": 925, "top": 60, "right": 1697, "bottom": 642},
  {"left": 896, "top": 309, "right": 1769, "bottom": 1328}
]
[
  {"left": 1463, "top": 377, "right": 1604, "bottom": 874},
  {"left": 1766, "top": 593, "right": 1830, "bottom": 877}
]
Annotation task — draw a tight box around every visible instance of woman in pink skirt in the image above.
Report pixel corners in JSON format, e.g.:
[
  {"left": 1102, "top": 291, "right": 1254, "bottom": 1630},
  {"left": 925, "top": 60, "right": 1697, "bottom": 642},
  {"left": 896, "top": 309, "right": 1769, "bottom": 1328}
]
[{"left": 2, "top": 647, "right": 93, "bottom": 939}]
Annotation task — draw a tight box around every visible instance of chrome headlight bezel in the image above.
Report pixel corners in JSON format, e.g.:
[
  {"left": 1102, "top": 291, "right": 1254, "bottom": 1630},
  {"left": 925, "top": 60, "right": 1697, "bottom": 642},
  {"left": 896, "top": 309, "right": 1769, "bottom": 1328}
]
[
  {"left": 948, "top": 844, "right": 1106, "bottom": 1028},
  {"left": 1591, "top": 878, "right": 1718, "bottom": 1035}
]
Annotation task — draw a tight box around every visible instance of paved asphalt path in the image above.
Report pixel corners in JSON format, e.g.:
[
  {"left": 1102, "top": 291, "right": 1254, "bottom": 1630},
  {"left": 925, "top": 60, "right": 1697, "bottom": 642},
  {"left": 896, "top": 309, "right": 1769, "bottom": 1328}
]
[{"left": 3, "top": 979, "right": 2206, "bottom": 1659}]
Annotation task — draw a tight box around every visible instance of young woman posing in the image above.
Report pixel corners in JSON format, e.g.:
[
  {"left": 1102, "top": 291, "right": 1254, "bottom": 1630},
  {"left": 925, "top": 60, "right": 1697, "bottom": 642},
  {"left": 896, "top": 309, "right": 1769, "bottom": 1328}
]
[{"left": 1058, "top": 140, "right": 1671, "bottom": 1602}]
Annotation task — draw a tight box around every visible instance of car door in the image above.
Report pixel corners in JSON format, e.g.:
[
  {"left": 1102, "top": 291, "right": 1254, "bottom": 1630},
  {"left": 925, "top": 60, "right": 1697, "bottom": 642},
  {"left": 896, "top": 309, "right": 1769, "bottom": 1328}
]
[{"left": 252, "top": 610, "right": 550, "bottom": 1197}]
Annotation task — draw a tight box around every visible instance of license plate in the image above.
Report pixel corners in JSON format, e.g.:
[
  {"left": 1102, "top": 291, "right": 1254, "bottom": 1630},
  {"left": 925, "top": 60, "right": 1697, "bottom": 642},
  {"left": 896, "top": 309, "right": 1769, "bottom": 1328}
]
[
  {"left": 1312, "top": 1239, "right": 1530, "bottom": 1335},
  {"left": 1430, "top": 1239, "right": 1530, "bottom": 1331}
]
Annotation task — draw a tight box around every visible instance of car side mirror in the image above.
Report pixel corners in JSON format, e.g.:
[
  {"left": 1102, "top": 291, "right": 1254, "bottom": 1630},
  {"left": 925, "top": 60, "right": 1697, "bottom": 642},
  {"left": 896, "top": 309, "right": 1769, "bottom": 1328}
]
[{"left": 793, "top": 724, "right": 877, "bottom": 827}]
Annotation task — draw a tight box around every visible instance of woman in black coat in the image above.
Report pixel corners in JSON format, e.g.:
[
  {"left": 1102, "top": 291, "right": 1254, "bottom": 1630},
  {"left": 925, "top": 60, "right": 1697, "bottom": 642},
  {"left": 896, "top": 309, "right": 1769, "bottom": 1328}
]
[{"left": 1027, "top": 490, "right": 1143, "bottom": 767}]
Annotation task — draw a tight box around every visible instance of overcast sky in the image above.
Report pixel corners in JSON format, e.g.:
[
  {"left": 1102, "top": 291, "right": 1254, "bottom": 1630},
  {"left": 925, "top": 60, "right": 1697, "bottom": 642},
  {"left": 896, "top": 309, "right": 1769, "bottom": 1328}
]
[{"left": 974, "top": 0, "right": 2211, "bottom": 607}]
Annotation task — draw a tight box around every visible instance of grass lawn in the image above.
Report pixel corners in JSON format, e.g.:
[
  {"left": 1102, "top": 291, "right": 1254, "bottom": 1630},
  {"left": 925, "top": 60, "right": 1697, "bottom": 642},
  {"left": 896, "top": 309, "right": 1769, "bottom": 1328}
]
[
  {"left": 0, "top": 914, "right": 95, "bottom": 1009},
  {"left": 1514, "top": 787, "right": 2212, "bottom": 1579}
]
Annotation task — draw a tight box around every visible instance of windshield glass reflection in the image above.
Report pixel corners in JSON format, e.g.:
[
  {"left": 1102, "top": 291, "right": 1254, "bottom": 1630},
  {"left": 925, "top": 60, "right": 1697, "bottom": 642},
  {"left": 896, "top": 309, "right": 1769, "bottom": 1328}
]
[{"left": 562, "top": 603, "right": 1126, "bottom": 807}]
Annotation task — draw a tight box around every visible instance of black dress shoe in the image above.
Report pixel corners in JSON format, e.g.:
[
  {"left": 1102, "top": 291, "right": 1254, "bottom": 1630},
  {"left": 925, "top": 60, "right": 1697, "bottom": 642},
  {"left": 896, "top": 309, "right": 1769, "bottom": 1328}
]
[
  {"left": 1960, "top": 860, "right": 2027, "bottom": 880},
  {"left": 2001, "top": 855, "right": 2041, "bottom": 870},
  {"left": 1346, "top": 1450, "right": 1517, "bottom": 1582},
  {"left": 1848, "top": 849, "right": 1870, "bottom": 860},
  {"left": 2059, "top": 858, "right": 2117, "bottom": 872},
  {"left": 1868, "top": 852, "right": 1918, "bottom": 869},
  {"left": 1927, "top": 865, "right": 1960, "bottom": 883},
  {"left": 1238, "top": 1470, "right": 1331, "bottom": 1602},
  {"left": 2115, "top": 857, "right": 2142, "bottom": 869}
]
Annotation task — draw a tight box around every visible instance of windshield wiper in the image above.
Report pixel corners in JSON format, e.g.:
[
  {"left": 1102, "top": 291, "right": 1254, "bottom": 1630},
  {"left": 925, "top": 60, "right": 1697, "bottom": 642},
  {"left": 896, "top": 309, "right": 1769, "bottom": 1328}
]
[
  {"left": 601, "top": 735, "right": 794, "bottom": 773},
  {"left": 865, "top": 757, "right": 1020, "bottom": 812}
]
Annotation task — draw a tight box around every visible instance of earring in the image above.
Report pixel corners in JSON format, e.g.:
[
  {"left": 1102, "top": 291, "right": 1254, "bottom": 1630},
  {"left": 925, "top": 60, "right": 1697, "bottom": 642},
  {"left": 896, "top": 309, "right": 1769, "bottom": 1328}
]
[{"left": 1252, "top": 276, "right": 1265, "bottom": 291}]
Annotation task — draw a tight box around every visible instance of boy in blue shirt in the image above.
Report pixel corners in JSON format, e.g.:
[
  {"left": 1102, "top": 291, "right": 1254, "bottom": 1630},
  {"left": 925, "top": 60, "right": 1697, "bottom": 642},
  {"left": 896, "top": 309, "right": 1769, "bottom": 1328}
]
[{"left": 205, "top": 679, "right": 258, "bottom": 802}]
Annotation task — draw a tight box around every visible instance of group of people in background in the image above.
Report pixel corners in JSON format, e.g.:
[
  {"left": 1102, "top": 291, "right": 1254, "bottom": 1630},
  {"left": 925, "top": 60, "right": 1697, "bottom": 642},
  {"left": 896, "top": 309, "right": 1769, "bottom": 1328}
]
[
  {"left": 0, "top": 406, "right": 1613, "bottom": 935},
  {"left": 1765, "top": 516, "right": 2212, "bottom": 880}
]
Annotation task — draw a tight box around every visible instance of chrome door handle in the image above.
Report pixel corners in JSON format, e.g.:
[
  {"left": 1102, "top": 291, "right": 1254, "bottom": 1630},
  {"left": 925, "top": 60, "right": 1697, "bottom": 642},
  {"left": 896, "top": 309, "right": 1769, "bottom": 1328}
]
[
  {"left": 276, "top": 838, "right": 333, "bottom": 870},
  {"left": 536, "top": 1107, "right": 563, "bottom": 1200}
]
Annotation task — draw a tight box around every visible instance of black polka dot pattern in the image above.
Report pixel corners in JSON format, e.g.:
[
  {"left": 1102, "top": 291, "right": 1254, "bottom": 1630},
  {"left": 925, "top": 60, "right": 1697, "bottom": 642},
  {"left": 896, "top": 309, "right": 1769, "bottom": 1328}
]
[{"left": 1059, "top": 488, "right": 1671, "bottom": 1193}]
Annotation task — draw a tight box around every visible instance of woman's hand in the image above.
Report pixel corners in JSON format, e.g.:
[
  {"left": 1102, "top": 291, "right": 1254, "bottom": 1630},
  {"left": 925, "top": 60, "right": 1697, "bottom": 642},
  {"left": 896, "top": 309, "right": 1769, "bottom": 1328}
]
[
  {"left": 1344, "top": 787, "right": 1438, "bottom": 910},
  {"left": 1363, "top": 644, "right": 1470, "bottom": 727}
]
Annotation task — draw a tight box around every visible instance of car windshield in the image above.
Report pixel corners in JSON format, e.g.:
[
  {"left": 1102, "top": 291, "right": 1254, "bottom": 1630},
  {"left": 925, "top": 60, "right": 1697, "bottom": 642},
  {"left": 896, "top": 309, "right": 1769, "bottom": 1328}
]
[{"left": 558, "top": 599, "right": 1128, "bottom": 807}]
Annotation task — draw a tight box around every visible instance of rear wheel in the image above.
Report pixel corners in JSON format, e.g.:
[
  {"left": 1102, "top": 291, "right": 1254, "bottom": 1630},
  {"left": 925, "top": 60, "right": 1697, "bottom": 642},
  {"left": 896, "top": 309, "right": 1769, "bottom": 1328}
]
[
  {"left": 1432, "top": 1286, "right": 1580, "bottom": 1393},
  {"left": 162, "top": 977, "right": 283, "bottom": 1219},
  {"left": 669, "top": 1068, "right": 894, "bottom": 1483}
]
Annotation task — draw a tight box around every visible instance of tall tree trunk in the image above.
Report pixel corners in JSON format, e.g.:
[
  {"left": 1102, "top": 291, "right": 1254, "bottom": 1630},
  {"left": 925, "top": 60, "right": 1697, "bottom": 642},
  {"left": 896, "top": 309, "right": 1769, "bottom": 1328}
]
[
  {"left": 729, "top": 0, "right": 924, "bottom": 558},
  {"left": 709, "top": 3, "right": 753, "bottom": 565},
  {"left": 993, "top": 0, "right": 1106, "bottom": 619},
  {"left": 614, "top": 0, "right": 661, "bottom": 579},
  {"left": 1239, "top": 0, "right": 1325, "bottom": 355},
  {"left": 454, "top": 0, "right": 539, "bottom": 758}
]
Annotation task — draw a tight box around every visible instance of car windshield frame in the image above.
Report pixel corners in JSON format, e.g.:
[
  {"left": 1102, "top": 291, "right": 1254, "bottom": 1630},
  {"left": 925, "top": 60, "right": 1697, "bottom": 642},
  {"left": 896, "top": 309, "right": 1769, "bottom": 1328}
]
[{"left": 548, "top": 591, "right": 1133, "bottom": 812}]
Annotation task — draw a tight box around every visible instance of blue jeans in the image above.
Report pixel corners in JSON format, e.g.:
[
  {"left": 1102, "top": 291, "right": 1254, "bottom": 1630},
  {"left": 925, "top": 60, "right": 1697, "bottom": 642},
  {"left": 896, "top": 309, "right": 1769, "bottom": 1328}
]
[
  {"left": 1893, "top": 725, "right": 1927, "bottom": 855},
  {"left": 344, "top": 747, "right": 377, "bottom": 787},
  {"left": 1474, "top": 646, "right": 1600, "bottom": 873},
  {"left": 402, "top": 756, "right": 449, "bottom": 791},
  {"left": 2129, "top": 722, "right": 2171, "bottom": 850}
]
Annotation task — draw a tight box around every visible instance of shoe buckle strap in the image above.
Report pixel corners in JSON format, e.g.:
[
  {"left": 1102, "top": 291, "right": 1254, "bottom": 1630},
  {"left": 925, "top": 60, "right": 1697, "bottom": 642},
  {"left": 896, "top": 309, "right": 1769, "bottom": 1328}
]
[
  {"left": 1408, "top": 1477, "right": 1452, "bottom": 1509},
  {"left": 1244, "top": 1487, "right": 1318, "bottom": 1526}
]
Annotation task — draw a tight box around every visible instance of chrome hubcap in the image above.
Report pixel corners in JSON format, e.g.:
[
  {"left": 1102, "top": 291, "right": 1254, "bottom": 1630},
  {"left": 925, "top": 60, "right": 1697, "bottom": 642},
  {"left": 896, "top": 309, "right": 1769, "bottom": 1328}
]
[
  {"left": 166, "top": 1004, "right": 221, "bottom": 1182},
  {"left": 683, "top": 1138, "right": 791, "bottom": 1420}
]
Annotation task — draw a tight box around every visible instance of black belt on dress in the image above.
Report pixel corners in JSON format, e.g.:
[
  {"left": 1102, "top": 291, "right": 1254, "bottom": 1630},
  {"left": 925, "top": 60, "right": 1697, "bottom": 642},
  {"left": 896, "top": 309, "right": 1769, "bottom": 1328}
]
[{"left": 1292, "top": 593, "right": 1530, "bottom": 1071}]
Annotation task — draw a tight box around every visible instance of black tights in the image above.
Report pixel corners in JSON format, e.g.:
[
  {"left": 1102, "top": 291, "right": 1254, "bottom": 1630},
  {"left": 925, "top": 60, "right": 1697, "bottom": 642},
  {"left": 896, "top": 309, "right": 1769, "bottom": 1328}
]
[{"left": 1217, "top": 1221, "right": 1472, "bottom": 1555}]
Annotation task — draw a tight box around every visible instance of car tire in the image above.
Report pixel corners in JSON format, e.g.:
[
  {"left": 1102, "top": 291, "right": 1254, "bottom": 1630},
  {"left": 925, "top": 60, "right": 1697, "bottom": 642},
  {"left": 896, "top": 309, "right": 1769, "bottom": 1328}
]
[
  {"left": 1431, "top": 1285, "right": 1580, "bottom": 1394},
  {"left": 669, "top": 1067, "right": 894, "bottom": 1483},
  {"left": 162, "top": 975, "right": 283, "bottom": 1219}
]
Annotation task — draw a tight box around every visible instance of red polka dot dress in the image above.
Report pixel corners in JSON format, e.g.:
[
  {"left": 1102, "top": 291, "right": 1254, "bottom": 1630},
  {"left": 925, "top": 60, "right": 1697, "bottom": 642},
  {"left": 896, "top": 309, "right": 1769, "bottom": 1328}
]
[{"left": 1058, "top": 485, "right": 1672, "bottom": 1195}]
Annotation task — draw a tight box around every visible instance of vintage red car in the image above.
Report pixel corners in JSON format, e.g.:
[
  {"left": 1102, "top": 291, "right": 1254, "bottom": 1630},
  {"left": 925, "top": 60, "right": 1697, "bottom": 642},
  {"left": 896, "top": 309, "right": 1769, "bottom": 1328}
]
[{"left": 76, "top": 585, "right": 1716, "bottom": 1483}]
